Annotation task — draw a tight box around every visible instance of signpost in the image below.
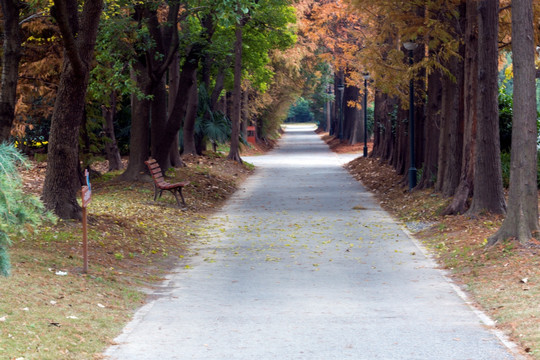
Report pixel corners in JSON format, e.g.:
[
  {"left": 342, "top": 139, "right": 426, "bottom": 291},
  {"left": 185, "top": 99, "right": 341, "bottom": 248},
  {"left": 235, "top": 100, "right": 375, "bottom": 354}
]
[{"left": 81, "top": 169, "right": 91, "bottom": 273}]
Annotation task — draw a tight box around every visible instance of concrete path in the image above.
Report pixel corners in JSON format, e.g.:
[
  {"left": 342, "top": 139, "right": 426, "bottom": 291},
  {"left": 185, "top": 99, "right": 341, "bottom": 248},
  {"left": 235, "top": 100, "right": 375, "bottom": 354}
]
[{"left": 105, "top": 125, "right": 519, "bottom": 360}]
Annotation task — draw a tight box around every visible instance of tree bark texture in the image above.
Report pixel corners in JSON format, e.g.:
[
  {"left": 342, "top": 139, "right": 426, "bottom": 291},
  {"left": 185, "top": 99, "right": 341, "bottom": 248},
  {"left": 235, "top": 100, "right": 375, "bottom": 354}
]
[
  {"left": 489, "top": 0, "right": 538, "bottom": 244},
  {"left": 0, "top": 0, "right": 23, "bottom": 142},
  {"left": 151, "top": 78, "right": 169, "bottom": 167},
  {"left": 182, "top": 72, "right": 199, "bottom": 156},
  {"left": 371, "top": 90, "right": 384, "bottom": 158},
  {"left": 392, "top": 106, "right": 407, "bottom": 177},
  {"left": 413, "top": 44, "right": 426, "bottom": 178},
  {"left": 418, "top": 68, "right": 442, "bottom": 189},
  {"left": 435, "top": 53, "right": 463, "bottom": 196},
  {"left": 119, "top": 66, "right": 151, "bottom": 181},
  {"left": 154, "top": 49, "right": 199, "bottom": 167},
  {"left": 228, "top": 17, "right": 245, "bottom": 163},
  {"left": 168, "top": 53, "right": 183, "bottom": 167},
  {"left": 443, "top": 1, "right": 478, "bottom": 215},
  {"left": 468, "top": 0, "right": 506, "bottom": 215},
  {"left": 42, "top": 0, "right": 103, "bottom": 220},
  {"left": 102, "top": 92, "right": 123, "bottom": 171}
]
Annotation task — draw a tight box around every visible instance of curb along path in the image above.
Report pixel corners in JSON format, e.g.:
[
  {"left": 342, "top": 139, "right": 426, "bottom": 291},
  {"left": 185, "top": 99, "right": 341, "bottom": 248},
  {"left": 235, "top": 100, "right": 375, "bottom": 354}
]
[{"left": 105, "top": 125, "right": 518, "bottom": 360}]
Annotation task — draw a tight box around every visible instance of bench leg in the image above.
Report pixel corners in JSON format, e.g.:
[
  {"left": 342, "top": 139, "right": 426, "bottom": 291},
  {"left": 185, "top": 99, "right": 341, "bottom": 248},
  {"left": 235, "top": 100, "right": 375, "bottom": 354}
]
[
  {"left": 153, "top": 185, "right": 159, "bottom": 201},
  {"left": 178, "top": 188, "right": 186, "bottom": 206},
  {"left": 170, "top": 188, "right": 186, "bottom": 207}
]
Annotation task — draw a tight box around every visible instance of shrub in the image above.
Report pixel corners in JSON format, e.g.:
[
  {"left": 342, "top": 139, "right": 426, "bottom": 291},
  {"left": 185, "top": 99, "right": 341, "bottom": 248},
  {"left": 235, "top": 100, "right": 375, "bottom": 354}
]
[
  {"left": 500, "top": 150, "right": 540, "bottom": 189},
  {"left": 0, "top": 143, "right": 53, "bottom": 276}
]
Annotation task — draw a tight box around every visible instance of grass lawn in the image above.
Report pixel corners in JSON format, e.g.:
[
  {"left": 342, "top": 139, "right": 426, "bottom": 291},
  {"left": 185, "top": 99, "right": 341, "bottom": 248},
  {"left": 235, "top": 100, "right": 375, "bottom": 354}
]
[{"left": 0, "top": 153, "right": 253, "bottom": 359}]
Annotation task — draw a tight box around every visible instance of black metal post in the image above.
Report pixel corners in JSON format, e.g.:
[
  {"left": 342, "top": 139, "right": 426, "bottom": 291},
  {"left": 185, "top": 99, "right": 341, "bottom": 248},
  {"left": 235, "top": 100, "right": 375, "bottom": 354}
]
[
  {"left": 363, "top": 78, "right": 368, "bottom": 157},
  {"left": 338, "top": 85, "right": 344, "bottom": 140},
  {"left": 408, "top": 49, "right": 416, "bottom": 190}
]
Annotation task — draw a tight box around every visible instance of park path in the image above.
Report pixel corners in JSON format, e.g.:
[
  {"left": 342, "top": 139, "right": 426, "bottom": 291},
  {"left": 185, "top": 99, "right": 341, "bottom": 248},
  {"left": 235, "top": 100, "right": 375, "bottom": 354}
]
[{"left": 105, "top": 125, "right": 519, "bottom": 360}]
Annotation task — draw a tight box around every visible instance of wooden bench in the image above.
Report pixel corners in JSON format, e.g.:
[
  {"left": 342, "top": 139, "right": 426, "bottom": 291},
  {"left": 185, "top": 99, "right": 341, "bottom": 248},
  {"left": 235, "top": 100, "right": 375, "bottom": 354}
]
[{"left": 144, "top": 158, "right": 190, "bottom": 207}]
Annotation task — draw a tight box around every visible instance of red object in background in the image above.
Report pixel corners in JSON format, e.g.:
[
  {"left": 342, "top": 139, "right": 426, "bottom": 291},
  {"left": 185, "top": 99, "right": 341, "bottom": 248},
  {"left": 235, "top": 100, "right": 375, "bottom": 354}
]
[{"left": 247, "top": 126, "right": 256, "bottom": 145}]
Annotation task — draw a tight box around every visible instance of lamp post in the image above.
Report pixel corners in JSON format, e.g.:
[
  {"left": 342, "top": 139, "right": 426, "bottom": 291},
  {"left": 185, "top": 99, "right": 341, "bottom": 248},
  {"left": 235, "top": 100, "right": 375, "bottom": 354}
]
[
  {"left": 404, "top": 41, "right": 418, "bottom": 190},
  {"left": 327, "top": 86, "right": 332, "bottom": 133},
  {"left": 337, "top": 82, "right": 345, "bottom": 140},
  {"left": 362, "top": 72, "right": 370, "bottom": 157}
]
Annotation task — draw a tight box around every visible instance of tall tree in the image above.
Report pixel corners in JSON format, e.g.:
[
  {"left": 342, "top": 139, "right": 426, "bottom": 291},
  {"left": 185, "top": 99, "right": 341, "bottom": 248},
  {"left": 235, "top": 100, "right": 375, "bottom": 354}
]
[
  {"left": 228, "top": 13, "right": 247, "bottom": 163},
  {"left": 42, "top": 0, "right": 103, "bottom": 219},
  {"left": 468, "top": 0, "right": 506, "bottom": 215},
  {"left": 443, "top": 0, "right": 478, "bottom": 214},
  {"left": 488, "top": 0, "right": 538, "bottom": 245},
  {"left": 0, "top": 0, "right": 24, "bottom": 141}
]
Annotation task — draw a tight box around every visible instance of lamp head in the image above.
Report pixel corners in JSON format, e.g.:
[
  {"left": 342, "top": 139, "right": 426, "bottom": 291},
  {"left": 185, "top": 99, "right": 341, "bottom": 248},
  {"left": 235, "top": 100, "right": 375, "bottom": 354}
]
[
  {"left": 403, "top": 41, "right": 418, "bottom": 51},
  {"left": 362, "top": 72, "right": 370, "bottom": 80}
]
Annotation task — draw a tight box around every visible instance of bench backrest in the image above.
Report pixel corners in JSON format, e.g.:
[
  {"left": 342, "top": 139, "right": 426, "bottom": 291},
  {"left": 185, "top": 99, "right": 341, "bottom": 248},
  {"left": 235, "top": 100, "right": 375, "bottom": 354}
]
[{"left": 144, "top": 159, "right": 165, "bottom": 184}]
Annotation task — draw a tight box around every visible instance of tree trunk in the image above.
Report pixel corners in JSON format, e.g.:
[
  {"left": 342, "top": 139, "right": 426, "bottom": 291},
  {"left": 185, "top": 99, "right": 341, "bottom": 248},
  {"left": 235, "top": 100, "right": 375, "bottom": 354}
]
[
  {"left": 443, "top": 0, "right": 478, "bottom": 215},
  {"left": 154, "top": 49, "right": 199, "bottom": 167},
  {"left": 488, "top": 0, "right": 538, "bottom": 244},
  {"left": 346, "top": 85, "right": 360, "bottom": 144},
  {"left": 168, "top": 53, "right": 183, "bottom": 167},
  {"left": 228, "top": 17, "right": 245, "bottom": 163},
  {"left": 468, "top": 0, "right": 506, "bottom": 215},
  {"left": 0, "top": 0, "right": 23, "bottom": 142},
  {"left": 436, "top": 54, "right": 463, "bottom": 196},
  {"left": 393, "top": 106, "right": 407, "bottom": 176},
  {"left": 182, "top": 72, "right": 199, "bottom": 156},
  {"left": 418, "top": 68, "right": 442, "bottom": 189},
  {"left": 120, "top": 3, "right": 180, "bottom": 176},
  {"left": 119, "top": 66, "right": 151, "bottom": 182},
  {"left": 240, "top": 89, "right": 248, "bottom": 140},
  {"left": 151, "top": 78, "right": 169, "bottom": 168},
  {"left": 371, "top": 89, "right": 384, "bottom": 158},
  {"left": 413, "top": 44, "right": 426, "bottom": 179},
  {"left": 42, "top": 0, "right": 103, "bottom": 220},
  {"left": 102, "top": 92, "right": 123, "bottom": 171}
]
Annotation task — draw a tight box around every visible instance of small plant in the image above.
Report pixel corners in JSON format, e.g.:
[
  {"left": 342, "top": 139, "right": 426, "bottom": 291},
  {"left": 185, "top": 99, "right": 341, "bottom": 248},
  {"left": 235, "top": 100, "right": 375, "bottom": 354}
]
[
  {"left": 0, "top": 143, "right": 54, "bottom": 276},
  {"left": 242, "top": 161, "right": 255, "bottom": 171}
]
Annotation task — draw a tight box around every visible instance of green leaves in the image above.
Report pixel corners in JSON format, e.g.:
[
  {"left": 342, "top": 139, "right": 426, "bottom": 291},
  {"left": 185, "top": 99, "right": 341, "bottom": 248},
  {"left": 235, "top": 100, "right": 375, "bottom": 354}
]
[{"left": 0, "top": 144, "right": 54, "bottom": 276}]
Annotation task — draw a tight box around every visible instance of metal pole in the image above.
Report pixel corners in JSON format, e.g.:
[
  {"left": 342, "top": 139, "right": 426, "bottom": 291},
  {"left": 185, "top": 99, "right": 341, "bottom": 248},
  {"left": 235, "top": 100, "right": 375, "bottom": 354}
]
[
  {"left": 408, "top": 49, "right": 417, "bottom": 190},
  {"left": 363, "top": 78, "right": 368, "bottom": 157},
  {"left": 339, "top": 88, "right": 344, "bottom": 140},
  {"left": 82, "top": 206, "right": 88, "bottom": 273}
]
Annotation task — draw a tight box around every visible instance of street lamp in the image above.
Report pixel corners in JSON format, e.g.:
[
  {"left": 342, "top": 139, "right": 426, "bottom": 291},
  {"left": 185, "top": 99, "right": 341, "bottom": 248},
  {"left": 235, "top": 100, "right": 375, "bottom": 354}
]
[
  {"left": 337, "top": 82, "right": 345, "bottom": 140},
  {"left": 362, "top": 72, "right": 370, "bottom": 157},
  {"left": 404, "top": 41, "right": 418, "bottom": 190},
  {"left": 327, "top": 86, "right": 332, "bottom": 133}
]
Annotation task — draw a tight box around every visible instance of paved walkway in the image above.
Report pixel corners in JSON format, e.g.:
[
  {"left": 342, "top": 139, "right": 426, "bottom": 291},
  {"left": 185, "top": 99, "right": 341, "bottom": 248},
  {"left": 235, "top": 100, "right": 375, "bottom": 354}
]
[{"left": 105, "top": 125, "right": 518, "bottom": 360}]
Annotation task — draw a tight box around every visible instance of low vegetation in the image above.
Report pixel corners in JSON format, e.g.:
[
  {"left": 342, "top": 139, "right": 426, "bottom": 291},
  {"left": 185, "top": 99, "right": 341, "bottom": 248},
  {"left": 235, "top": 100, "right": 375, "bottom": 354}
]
[{"left": 0, "top": 152, "right": 253, "bottom": 359}]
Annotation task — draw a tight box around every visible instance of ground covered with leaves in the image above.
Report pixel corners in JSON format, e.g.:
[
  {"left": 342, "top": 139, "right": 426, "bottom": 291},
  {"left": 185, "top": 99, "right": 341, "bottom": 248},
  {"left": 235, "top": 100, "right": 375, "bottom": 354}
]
[
  {"left": 1, "top": 152, "right": 253, "bottom": 359},
  {"left": 324, "top": 134, "right": 539, "bottom": 359}
]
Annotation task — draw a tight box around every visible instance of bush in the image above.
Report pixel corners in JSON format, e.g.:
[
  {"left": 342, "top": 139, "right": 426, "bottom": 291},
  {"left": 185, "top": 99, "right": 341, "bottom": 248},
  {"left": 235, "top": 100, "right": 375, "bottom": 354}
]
[
  {"left": 499, "top": 91, "right": 513, "bottom": 152},
  {"left": 500, "top": 151, "right": 511, "bottom": 188},
  {"left": 0, "top": 143, "right": 53, "bottom": 276},
  {"left": 500, "top": 150, "right": 540, "bottom": 189}
]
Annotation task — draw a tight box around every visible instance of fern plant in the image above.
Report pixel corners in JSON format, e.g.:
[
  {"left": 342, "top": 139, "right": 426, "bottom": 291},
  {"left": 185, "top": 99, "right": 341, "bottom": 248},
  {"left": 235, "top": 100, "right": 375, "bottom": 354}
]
[
  {"left": 195, "top": 85, "right": 232, "bottom": 152},
  {"left": 0, "top": 143, "right": 52, "bottom": 276}
]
